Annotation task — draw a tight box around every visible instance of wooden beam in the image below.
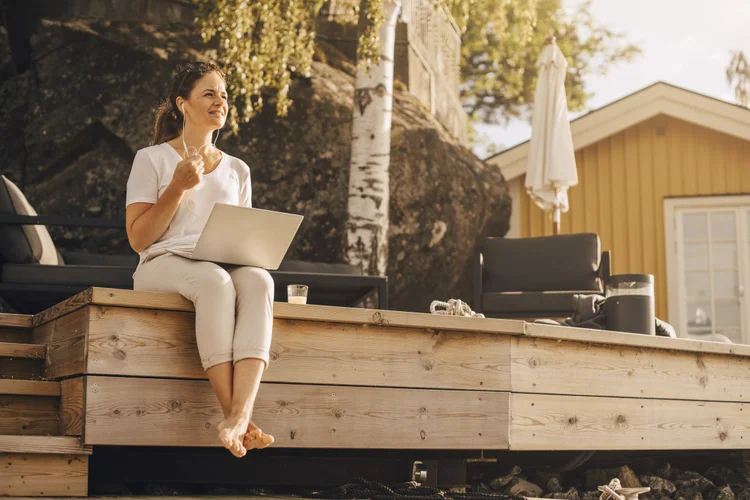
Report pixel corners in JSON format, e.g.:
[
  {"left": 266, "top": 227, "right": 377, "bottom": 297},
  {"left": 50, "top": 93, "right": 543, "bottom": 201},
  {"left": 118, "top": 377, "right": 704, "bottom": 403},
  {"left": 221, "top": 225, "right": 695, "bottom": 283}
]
[
  {"left": 0, "top": 313, "right": 33, "bottom": 328},
  {"left": 87, "top": 306, "right": 511, "bottom": 391},
  {"left": 60, "top": 377, "right": 85, "bottom": 436},
  {"left": 525, "top": 322, "right": 750, "bottom": 357},
  {"left": 84, "top": 376, "right": 509, "bottom": 449},
  {"left": 32, "top": 288, "right": 93, "bottom": 327},
  {"left": 0, "top": 435, "right": 91, "bottom": 454},
  {"left": 0, "top": 453, "right": 88, "bottom": 496},
  {"left": 35, "top": 307, "right": 89, "bottom": 380},
  {"left": 512, "top": 336, "right": 750, "bottom": 402},
  {"left": 0, "top": 395, "right": 59, "bottom": 436},
  {"left": 509, "top": 393, "right": 750, "bottom": 451},
  {"left": 0, "top": 379, "right": 60, "bottom": 397},
  {"left": 33, "top": 288, "right": 524, "bottom": 335},
  {"left": 0, "top": 342, "right": 45, "bottom": 359}
]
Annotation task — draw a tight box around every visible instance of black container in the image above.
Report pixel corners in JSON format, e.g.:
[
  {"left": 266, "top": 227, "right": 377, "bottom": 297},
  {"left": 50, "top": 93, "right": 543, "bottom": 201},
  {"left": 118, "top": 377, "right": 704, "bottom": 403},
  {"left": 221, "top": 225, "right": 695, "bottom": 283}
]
[{"left": 606, "top": 274, "right": 655, "bottom": 335}]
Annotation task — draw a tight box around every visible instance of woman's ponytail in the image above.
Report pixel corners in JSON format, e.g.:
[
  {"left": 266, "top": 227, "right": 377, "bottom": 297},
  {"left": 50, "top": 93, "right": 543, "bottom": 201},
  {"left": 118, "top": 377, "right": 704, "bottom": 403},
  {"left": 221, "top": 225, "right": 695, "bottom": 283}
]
[{"left": 152, "top": 97, "right": 182, "bottom": 145}]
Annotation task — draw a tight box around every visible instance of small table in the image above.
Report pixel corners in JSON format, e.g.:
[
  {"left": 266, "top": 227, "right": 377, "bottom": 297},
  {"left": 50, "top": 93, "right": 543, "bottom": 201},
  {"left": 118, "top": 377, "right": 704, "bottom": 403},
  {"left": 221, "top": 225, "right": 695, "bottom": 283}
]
[{"left": 269, "top": 271, "right": 388, "bottom": 309}]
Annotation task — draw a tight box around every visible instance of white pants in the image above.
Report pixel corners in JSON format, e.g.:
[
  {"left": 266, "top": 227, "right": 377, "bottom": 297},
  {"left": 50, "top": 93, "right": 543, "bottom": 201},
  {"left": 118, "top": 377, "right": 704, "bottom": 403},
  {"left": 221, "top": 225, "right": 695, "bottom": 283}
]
[{"left": 133, "top": 254, "right": 274, "bottom": 371}]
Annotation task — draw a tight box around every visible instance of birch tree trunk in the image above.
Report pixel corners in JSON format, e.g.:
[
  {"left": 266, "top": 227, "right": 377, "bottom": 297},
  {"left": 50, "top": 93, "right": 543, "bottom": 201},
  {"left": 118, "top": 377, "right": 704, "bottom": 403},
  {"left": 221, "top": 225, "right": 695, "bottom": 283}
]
[{"left": 345, "top": 0, "right": 401, "bottom": 277}]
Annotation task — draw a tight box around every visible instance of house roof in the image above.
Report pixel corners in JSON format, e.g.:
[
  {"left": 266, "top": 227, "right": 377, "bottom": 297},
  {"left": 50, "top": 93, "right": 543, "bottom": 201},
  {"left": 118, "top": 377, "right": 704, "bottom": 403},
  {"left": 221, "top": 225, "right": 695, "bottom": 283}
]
[{"left": 486, "top": 81, "right": 750, "bottom": 182}]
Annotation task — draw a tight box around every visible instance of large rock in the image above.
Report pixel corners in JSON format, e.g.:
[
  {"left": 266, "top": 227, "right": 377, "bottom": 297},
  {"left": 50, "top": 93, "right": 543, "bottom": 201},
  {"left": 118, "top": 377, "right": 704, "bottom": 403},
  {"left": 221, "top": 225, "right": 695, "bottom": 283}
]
[{"left": 0, "top": 19, "right": 510, "bottom": 313}]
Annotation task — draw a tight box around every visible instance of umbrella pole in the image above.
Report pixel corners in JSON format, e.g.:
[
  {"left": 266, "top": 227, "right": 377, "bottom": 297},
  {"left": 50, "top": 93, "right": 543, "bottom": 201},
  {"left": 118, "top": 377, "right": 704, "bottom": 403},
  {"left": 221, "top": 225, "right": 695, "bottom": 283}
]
[{"left": 553, "top": 207, "right": 561, "bottom": 235}]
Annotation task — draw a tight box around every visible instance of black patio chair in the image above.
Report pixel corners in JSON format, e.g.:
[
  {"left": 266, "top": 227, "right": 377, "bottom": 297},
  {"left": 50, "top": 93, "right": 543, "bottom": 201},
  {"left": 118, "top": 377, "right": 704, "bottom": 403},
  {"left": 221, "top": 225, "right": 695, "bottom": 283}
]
[{"left": 474, "top": 233, "right": 611, "bottom": 319}]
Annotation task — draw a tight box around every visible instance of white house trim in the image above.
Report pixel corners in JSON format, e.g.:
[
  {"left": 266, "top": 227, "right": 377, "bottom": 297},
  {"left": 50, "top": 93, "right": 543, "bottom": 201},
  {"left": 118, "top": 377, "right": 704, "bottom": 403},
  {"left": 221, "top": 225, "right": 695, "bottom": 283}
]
[{"left": 488, "top": 82, "right": 750, "bottom": 182}]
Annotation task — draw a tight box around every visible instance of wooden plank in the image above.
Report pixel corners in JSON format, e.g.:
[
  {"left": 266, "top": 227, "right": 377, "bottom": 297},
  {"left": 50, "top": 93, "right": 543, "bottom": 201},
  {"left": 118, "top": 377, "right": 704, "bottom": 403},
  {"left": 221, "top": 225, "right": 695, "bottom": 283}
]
[
  {"left": 87, "top": 306, "right": 511, "bottom": 390},
  {"left": 0, "top": 358, "right": 41, "bottom": 379},
  {"left": 524, "top": 322, "right": 750, "bottom": 357},
  {"left": 512, "top": 336, "right": 750, "bottom": 402},
  {"left": 0, "top": 395, "right": 59, "bottom": 435},
  {"left": 0, "top": 379, "right": 60, "bottom": 397},
  {"left": 60, "top": 377, "right": 85, "bottom": 436},
  {"left": 0, "top": 436, "right": 90, "bottom": 454},
  {"left": 0, "top": 314, "right": 33, "bottom": 328},
  {"left": 32, "top": 288, "right": 93, "bottom": 327},
  {"left": 84, "top": 376, "right": 509, "bottom": 449},
  {"left": 0, "top": 327, "right": 31, "bottom": 343},
  {"left": 0, "top": 342, "right": 45, "bottom": 359},
  {"left": 0, "top": 453, "right": 88, "bottom": 496},
  {"left": 42, "top": 307, "right": 89, "bottom": 380},
  {"left": 509, "top": 393, "right": 750, "bottom": 451},
  {"left": 84, "top": 288, "right": 525, "bottom": 334}
]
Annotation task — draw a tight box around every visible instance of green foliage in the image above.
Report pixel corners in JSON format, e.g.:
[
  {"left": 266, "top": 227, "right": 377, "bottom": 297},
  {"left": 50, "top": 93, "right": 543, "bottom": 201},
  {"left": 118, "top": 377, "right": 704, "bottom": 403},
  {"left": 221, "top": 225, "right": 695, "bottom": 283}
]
[
  {"left": 727, "top": 50, "right": 750, "bottom": 108},
  {"left": 457, "top": 0, "right": 641, "bottom": 123},
  {"left": 194, "top": 0, "right": 638, "bottom": 134}
]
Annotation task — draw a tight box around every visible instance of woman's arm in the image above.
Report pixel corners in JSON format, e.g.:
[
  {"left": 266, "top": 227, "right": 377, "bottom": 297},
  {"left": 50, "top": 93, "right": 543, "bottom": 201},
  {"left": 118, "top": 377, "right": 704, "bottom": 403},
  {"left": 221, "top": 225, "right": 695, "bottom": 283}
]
[
  {"left": 126, "top": 185, "right": 185, "bottom": 253},
  {"left": 126, "top": 152, "right": 205, "bottom": 253}
]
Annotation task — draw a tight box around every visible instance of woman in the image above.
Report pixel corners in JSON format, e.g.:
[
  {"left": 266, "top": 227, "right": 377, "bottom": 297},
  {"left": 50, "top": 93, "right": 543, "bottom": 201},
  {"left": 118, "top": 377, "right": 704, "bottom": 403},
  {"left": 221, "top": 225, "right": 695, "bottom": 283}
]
[{"left": 125, "top": 62, "right": 274, "bottom": 458}]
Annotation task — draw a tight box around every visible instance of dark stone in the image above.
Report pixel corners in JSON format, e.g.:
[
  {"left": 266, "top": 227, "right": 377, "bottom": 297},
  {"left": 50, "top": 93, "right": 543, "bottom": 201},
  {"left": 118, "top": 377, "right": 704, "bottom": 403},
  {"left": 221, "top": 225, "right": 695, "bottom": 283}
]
[
  {"left": 544, "top": 487, "right": 581, "bottom": 500},
  {"left": 675, "top": 472, "right": 716, "bottom": 494},
  {"left": 0, "top": 19, "right": 511, "bottom": 313},
  {"left": 490, "top": 466, "right": 523, "bottom": 491},
  {"left": 657, "top": 464, "right": 675, "bottom": 481},
  {"left": 705, "top": 466, "right": 744, "bottom": 487},
  {"left": 587, "top": 466, "right": 643, "bottom": 490},
  {"left": 730, "top": 484, "right": 750, "bottom": 500},
  {"left": 545, "top": 476, "right": 565, "bottom": 494},
  {"left": 509, "top": 478, "right": 544, "bottom": 497},
  {"left": 640, "top": 475, "right": 677, "bottom": 495},
  {"left": 581, "top": 491, "right": 601, "bottom": 500},
  {"left": 708, "top": 486, "right": 736, "bottom": 500}
]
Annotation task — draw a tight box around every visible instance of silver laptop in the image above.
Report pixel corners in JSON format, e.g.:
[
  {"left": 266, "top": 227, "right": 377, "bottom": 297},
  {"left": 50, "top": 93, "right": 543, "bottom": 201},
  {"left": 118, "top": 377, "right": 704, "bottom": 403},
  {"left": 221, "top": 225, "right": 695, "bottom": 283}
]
[{"left": 167, "top": 203, "right": 303, "bottom": 270}]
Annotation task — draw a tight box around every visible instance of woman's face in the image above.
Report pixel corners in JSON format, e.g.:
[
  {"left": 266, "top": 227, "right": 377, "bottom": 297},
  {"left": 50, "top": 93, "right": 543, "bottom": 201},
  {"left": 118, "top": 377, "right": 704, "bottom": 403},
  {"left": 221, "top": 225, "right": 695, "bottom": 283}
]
[{"left": 181, "top": 71, "right": 228, "bottom": 131}]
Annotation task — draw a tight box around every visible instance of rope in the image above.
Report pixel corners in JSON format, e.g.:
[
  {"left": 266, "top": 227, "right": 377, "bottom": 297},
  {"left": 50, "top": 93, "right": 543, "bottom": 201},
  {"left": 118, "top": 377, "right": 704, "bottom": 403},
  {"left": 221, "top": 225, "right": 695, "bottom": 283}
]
[
  {"left": 430, "top": 299, "right": 485, "bottom": 318},
  {"left": 300, "top": 477, "right": 521, "bottom": 500}
]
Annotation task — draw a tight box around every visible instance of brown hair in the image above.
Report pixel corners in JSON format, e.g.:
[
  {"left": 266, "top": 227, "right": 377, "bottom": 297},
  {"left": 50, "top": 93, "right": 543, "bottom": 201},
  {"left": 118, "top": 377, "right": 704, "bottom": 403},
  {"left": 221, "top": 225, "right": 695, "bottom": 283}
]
[{"left": 152, "top": 61, "right": 226, "bottom": 145}]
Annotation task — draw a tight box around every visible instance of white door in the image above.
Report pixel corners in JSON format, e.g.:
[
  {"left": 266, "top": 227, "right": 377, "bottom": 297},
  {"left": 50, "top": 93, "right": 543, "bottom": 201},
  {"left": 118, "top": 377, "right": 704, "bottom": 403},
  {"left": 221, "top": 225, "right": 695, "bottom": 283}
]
[{"left": 665, "top": 196, "right": 750, "bottom": 344}]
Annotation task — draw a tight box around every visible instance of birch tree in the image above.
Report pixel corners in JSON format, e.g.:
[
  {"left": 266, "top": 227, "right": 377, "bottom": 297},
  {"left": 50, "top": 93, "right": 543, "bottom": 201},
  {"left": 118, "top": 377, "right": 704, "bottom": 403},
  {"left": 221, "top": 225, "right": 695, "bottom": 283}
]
[{"left": 345, "top": 0, "right": 401, "bottom": 277}]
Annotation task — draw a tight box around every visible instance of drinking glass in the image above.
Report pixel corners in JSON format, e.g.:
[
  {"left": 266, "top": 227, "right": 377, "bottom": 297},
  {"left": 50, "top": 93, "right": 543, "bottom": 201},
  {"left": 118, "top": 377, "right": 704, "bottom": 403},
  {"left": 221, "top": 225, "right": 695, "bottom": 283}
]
[{"left": 287, "top": 284, "right": 308, "bottom": 304}]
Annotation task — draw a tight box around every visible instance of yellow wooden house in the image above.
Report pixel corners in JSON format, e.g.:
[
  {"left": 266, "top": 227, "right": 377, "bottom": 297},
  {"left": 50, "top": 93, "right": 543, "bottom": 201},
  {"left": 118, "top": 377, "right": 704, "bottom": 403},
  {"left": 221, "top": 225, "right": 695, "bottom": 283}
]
[{"left": 486, "top": 82, "right": 750, "bottom": 344}]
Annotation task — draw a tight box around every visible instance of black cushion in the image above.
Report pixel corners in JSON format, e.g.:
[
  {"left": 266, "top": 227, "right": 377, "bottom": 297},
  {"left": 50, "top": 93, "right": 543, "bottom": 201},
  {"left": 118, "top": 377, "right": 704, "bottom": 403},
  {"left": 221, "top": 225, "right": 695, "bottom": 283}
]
[
  {"left": 482, "top": 291, "right": 579, "bottom": 313},
  {"left": 2, "top": 263, "right": 134, "bottom": 289},
  {"left": 482, "top": 233, "right": 601, "bottom": 293},
  {"left": 278, "top": 259, "right": 362, "bottom": 275},
  {"left": 60, "top": 251, "right": 139, "bottom": 267}
]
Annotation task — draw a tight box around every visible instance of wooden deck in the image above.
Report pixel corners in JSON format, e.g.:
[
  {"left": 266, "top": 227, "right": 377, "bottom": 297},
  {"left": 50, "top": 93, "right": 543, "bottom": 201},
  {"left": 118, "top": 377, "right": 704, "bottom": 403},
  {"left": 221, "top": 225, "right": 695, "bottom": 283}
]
[
  {"left": 3, "top": 286, "right": 750, "bottom": 496},
  {"left": 29, "top": 287, "right": 750, "bottom": 452}
]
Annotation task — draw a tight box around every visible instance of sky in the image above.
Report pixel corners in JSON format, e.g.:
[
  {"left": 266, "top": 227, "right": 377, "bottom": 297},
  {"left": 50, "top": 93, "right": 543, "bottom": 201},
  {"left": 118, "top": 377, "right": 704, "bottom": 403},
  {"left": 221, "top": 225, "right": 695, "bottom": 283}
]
[{"left": 472, "top": 0, "right": 750, "bottom": 159}]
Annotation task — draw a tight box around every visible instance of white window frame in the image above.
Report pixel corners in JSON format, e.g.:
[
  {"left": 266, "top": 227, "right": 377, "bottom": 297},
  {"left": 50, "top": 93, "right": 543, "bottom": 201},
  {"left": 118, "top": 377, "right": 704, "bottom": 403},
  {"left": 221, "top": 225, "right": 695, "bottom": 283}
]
[{"left": 664, "top": 195, "right": 750, "bottom": 342}]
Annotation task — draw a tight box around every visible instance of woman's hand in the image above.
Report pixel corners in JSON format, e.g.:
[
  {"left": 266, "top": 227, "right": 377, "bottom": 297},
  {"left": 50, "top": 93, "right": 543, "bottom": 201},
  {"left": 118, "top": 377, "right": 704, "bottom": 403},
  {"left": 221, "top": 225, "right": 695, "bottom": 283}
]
[{"left": 169, "top": 150, "right": 204, "bottom": 193}]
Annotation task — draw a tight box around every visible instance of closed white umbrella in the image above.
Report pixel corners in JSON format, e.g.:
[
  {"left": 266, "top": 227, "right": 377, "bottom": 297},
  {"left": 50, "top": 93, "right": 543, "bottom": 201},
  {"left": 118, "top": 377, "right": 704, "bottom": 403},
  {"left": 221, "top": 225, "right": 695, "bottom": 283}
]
[{"left": 525, "top": 37, "right": 578, "bottom": 235}]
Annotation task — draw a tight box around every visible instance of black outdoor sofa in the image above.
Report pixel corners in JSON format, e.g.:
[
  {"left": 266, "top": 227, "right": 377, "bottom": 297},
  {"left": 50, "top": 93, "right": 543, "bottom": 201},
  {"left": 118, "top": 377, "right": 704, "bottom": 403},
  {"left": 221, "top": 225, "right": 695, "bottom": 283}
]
[
  {"left": 0, "top": 176, "right": 387, "bottom": 314},
  {"left": 474, "top": 233, "right": 611, "bottom": 319}
]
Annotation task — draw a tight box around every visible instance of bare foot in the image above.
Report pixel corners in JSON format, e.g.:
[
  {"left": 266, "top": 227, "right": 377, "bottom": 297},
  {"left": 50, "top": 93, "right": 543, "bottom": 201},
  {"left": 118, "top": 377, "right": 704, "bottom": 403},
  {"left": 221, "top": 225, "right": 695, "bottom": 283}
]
[
  {"left": 243, "top": 420, "right": 275, "bottom": 451},
  {"left": 217, "top": 412, "right": 251, "bottom": 458}
]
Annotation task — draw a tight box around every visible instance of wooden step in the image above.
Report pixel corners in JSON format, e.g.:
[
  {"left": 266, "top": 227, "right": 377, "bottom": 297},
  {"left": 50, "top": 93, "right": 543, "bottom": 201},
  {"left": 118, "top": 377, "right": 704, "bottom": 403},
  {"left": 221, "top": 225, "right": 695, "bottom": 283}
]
[
  {"left": 0, "top": 379, "right": 60, "bottom": 397},
  {"left": 0, "top": 342, "right": 46, "bottom": 380},
  {"left": 0, "top": 435, "right": 91, "bottom": 455},
  {"left": 0, "top": 342, "right": 44, "bottom": 359},
  {"left": 0, "top": 314, "right": 33, "bottom": 329},
  {"left": 0, "top": 313, "right": 32, "bottom": 343},
  {"left": 0, "top": 394, "right": 59, "bottom": 436}
]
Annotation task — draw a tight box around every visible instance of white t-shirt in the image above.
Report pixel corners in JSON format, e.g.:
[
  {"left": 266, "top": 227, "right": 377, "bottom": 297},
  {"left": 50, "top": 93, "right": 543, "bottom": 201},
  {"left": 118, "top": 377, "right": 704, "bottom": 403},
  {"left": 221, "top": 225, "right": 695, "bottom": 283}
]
[{"left": 126, "top": 142, "right": 252, "bottom": 265}]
